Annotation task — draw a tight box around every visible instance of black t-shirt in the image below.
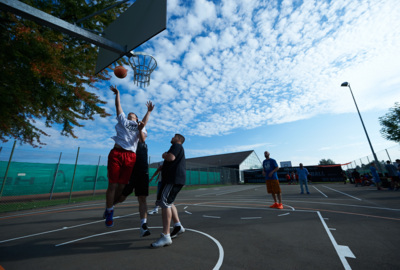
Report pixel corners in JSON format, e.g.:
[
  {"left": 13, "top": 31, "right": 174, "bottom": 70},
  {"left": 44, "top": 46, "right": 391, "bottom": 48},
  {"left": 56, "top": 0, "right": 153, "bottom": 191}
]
[
  {"left": 134, "top": 142, "right": 148, "bottom": 170},
  {"left": 161, "top": 143, "right": 186, "bottom": 185}
]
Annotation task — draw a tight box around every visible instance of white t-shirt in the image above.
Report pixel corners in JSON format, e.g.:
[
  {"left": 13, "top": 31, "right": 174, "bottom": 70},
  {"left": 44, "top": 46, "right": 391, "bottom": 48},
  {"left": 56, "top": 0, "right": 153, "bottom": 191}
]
[{"left": 111, "top": 112, "right": 147, "bottom": 152}]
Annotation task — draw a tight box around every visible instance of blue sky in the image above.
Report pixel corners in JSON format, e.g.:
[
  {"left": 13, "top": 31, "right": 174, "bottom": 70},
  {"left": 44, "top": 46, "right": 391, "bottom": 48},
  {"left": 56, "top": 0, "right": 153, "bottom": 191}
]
[{"left": 3, "top": 0, "right": 400, "bottom": 166}]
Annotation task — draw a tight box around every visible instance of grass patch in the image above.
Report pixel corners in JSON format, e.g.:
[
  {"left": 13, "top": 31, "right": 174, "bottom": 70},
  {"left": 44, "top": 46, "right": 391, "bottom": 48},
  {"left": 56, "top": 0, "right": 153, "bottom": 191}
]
[{"left": 0, "top": 184, "right": 229, "bottom": 213}]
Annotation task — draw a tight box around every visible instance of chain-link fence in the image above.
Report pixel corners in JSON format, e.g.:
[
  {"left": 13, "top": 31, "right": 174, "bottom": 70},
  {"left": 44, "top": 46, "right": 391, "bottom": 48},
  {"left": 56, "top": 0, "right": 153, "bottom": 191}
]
[
  {"left": 344, "top": 144, "right": 400, "bottom": 175},
  {"left": 0, "top": 143, "right": 239, "bottom": 212}
]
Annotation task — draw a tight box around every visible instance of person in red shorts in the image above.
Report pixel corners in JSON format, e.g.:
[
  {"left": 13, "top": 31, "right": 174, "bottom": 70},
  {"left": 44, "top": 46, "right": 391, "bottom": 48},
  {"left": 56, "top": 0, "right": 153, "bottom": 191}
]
[
  {"left": 104, "top": 85, "right": 154, "bottom": 227},
  {"left": 262, "top": 151, "right": 283, "bottom": 209}
]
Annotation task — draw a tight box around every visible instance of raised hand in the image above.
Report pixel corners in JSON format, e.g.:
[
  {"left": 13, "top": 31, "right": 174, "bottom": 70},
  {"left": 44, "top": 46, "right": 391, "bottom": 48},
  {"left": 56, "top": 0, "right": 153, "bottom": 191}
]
[
  {"left": 110, "top": 85, "right": 119, "bottom": 94},
  {"left": 146, "top": 101, "right": 155, "bottom": 112}
]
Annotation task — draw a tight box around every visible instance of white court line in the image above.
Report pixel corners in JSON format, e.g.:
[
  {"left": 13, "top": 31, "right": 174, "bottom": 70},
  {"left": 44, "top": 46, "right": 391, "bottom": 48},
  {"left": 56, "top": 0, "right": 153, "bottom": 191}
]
[
  {"left": 278, "top": 213, "right": 290, "bottom": 217},
  {"left": 317, "top": 211, "right": 355, "bottom": 270},
  {"left": 184, "top": 206, "right": 188, "bottom": 209},
  {"left": 240, "top": 217, "right": 262, "bottom": 220},
  {"left": 185, "top": 211, "right": 192, "bottom": 214},
  {"left": 0, "top": 213, "right": 138, "bottom": 244},
  {"left": 329, "top": 228, "right": 336, "bottom": 231},
  {"left": 322, "top": 185, "right": 362, "bottom": 201},
  {"left": 55, "top": 227, "right": 225, "bottom": 270},
  {"left": 313, "top": 186, "right": 328, "bottom": 197},
  {"left": 196, "top": 186, "right": 257, "bottom": 197},
  {"left": 284, "top": 204, "right": 295, "bottom": 211},
  {"left": 203, "top": 215, "right": 221, "bottom": 219},
  {"left": 0, "top": 202, "right": 105, "bottom": 219},
  {"left": 184, "top": 203, "right": 315, "bottom": 214}
]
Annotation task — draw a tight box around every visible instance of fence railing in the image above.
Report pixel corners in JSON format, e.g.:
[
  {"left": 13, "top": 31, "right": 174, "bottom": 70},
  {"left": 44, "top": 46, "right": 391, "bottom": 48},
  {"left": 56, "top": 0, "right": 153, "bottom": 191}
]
[
  {"left": 0, "top": 143, "right": 239, "bottom": 211},
  {"left": 344, "top": 144, "right": 400, "bottom": 175}
]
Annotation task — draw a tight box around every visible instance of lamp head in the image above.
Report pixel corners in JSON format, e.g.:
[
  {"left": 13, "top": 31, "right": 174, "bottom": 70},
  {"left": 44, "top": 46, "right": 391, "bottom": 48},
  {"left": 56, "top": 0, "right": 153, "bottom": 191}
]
[{"left": 341, "top": 82, "right": 349, "bottom": 87}]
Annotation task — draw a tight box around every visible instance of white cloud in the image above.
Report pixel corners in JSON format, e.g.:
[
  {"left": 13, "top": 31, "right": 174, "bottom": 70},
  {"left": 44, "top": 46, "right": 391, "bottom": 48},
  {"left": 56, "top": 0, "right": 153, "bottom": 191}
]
[{"left": 17, "top": 0, "right": 400, "bottom": 163}]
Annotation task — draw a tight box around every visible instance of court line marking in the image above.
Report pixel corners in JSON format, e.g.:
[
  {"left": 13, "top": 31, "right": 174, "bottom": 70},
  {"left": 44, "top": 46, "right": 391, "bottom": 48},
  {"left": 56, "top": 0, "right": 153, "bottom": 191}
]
[
  {"left": 203, "top": 215, "right": 221, "bottom": 219},
  {"left": 195, "top": 186, "right": 257, "bottom": 197},
  {"left": 322, "top": 185, "right": 362, "bottom": 201},
  {"left": 278, "top": 213, "right": 290, "bottom": 217},
  {"left": 313, "top": 186, "right": 328, "bottom": 197},
  {"left": 0, "top": 213, "right": 138, "bottom": 244},
  {"left": 185, "top": 211, "right": 192, "bottom": 214},
  {"left": 317, "top": 211, "right": 355, "bottom": 270},
  {"left": 55, "top": 227, "right": 224, "bottom": 270},
  {"left": 240, "top": 217, "right": 262, "bottom": 220},
  {"left": 284, "top": 204, "right": 295, "bottom": 211}
]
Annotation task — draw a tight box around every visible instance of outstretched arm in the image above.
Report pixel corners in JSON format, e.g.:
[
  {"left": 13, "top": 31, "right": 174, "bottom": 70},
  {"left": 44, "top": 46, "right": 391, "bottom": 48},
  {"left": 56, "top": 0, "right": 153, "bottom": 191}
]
[
  {"left": 150, "top": 165, "right": 162, "bottom": 182},
  {"left": 138, "top": 101, "right": 155, "bottom": 140},
  {"left": 140, "top": 101, "right": 155, "bottom": 127},
  {"left": 110, "top": 85, "right": 123, "bottom": 116}
]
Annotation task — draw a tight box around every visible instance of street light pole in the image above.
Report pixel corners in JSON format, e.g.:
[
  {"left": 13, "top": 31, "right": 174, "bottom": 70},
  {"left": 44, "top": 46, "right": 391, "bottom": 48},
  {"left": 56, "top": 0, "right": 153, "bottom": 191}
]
[{"left": 341, "top": 82, "right": 381, "bottom": 171}]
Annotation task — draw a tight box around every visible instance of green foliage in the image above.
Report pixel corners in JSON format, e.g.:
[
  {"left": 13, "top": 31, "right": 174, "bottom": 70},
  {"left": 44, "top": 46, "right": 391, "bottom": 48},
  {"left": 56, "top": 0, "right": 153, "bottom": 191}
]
[
  {"left": 0, "top": 0, "right": 129, "bottom": 147},
  {"left": 319, "top": 158, "right": 336, "bottom": 165},
  {"left": 379, "top": 102, "right": 400, "bottom": 143}
]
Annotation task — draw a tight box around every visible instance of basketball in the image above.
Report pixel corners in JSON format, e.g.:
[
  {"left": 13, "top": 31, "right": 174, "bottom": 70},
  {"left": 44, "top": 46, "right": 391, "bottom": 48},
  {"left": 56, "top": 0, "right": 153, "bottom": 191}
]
[{"left": 114, "top": 66, "right": 127, "bottom": 78}]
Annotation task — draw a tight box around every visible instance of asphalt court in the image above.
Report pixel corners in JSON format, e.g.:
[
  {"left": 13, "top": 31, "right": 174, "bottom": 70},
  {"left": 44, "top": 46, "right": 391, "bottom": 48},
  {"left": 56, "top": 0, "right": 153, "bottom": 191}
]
[{"left": 0, "top": 183, "right": 399, "bottom": 270}]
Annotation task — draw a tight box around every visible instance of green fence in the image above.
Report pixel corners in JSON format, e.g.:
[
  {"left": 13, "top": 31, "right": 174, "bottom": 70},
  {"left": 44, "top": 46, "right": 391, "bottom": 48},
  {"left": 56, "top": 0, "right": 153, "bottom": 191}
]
[
  {"left": 0, "top": 161, "right": 227, "bottom": 198},
  {"left": 0, "top": 144, "right": 238, "bottom": 213}
]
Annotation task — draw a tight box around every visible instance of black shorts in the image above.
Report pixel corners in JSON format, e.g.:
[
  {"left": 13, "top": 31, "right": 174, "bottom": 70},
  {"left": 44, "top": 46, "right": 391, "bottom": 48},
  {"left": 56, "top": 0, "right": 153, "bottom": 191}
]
[
  {"left": 122, "top": 165, "right": 149, "bottom": 197},
  {"left": 157, "top": 182, "right": 183, "bottom": 208}
]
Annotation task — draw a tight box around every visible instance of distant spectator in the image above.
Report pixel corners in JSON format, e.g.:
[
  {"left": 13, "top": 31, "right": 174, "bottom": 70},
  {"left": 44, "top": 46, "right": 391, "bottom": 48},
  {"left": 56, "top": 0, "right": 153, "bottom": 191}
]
[
  {"left": 369, "top": 162, "right": 383, "bottom": 191},
  {"left": 286, "top": 173, "right": 291, "bottom": 184},
  {"left": 297, "top": 163, "right": 310, "bottom": 194},
  {"left": 341, "top": 170, "right": 347, "bottom": 184},
  {"left": 352, "top": 169, "right": 362, "bottom": 187},
  {"left": 291, "top": 172, "right": 296, "bottom": 185},
  {"left": 385, "top": 160, "right": 399, "bottom": 191}
]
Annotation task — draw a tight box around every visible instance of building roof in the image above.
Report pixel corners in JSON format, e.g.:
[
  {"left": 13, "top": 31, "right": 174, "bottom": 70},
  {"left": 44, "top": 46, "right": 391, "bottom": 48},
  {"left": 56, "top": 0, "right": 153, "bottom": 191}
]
[{"left": 186, "top": 150, "right": 255, "bottom": 167}]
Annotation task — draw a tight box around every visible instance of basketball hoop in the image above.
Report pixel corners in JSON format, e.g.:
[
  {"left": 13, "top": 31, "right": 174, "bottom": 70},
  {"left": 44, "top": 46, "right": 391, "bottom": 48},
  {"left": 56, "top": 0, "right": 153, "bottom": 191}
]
[{"left": 127, "top": 52, "right": 157, "bottom": 87}]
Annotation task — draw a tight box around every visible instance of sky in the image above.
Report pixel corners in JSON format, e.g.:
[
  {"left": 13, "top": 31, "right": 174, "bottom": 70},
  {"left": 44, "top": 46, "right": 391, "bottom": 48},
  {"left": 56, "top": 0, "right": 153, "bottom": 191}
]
[{"left": 2, "top": 0, "right": 400, "bottom": 167}]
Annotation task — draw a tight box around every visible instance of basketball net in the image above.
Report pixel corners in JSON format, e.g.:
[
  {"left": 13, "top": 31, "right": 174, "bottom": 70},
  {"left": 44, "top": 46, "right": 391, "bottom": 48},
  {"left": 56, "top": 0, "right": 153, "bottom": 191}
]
[{"left": 127, "top": 52, "right": 157, "bottom": 87}]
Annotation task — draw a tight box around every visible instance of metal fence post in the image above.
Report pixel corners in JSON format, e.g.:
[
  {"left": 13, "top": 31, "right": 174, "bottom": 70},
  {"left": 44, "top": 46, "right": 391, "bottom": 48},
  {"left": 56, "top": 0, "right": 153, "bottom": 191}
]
[
  {"left": 385, "top": 149, "right": 391, "bottom": 162},
  {"left": 93, "top": 155, "right": 101, "bottom": 196},
  {"left": 50, "top": 152, "right": 62, "bottom": 200},
  {"left": 0, "top": 141, "right": 16, "bottom": 199},
  {"left": 68, "top": 147, "right": 80, "bottom": 203}
]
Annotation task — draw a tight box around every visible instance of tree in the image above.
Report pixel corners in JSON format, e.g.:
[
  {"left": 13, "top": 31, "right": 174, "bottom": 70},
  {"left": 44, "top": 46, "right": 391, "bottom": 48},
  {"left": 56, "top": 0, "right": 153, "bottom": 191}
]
[
  {"left": 379, "top": 102, "right": 400, "bottom": 143},
  {"left": 0, "top": 0, "right": 129, "bottom": 147},
  {"left": 319, "top": 159, "right": 336, "bottom": 165}
]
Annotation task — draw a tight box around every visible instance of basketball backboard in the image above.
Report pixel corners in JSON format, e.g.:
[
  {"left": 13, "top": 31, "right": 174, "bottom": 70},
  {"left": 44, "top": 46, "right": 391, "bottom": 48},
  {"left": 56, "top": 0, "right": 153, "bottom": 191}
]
[{"left": 95, "top": 0, "right": 167, "bottom": 74}]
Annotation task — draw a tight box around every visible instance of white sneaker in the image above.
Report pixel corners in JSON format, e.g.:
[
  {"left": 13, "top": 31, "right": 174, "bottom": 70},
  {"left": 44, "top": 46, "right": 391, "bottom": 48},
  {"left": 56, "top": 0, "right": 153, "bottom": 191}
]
[
  {"left": 170, "top": 225, "right": 185, "bottom": 239},
  {"left": 151, "top": 233, "right": 172, "bottom": 248},
  {"left": 148, "top": 208, "right": 158, "bottom": 215}
]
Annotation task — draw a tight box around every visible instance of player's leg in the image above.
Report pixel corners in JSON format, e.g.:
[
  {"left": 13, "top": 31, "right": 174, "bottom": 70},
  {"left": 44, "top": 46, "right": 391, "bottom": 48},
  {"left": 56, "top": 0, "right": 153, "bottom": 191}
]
[
  {"left": 299, "top": 179, "right": 304, "bottom": 194},
  {"left": 134, "top": 167, "right": 150, "bottom": 237},
  {"left": 170, "top": 204, "right": 185, "bottom": 239},
  {"left": 151, "top": 183, "right": 183, "bottom": 247}
]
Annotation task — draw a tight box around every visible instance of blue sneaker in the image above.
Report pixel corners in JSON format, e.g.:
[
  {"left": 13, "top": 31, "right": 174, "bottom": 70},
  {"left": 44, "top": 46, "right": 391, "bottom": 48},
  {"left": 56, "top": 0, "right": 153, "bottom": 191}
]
[{"left": 105, "top": 210, "right": 114, "bottom": 227}]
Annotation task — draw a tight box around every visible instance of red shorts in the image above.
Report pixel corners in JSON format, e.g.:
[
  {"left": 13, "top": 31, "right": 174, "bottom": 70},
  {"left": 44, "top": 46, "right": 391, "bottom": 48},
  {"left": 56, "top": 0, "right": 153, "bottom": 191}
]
[{"left": 107, "top": 148, "right": 137, "bottom": 184}]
